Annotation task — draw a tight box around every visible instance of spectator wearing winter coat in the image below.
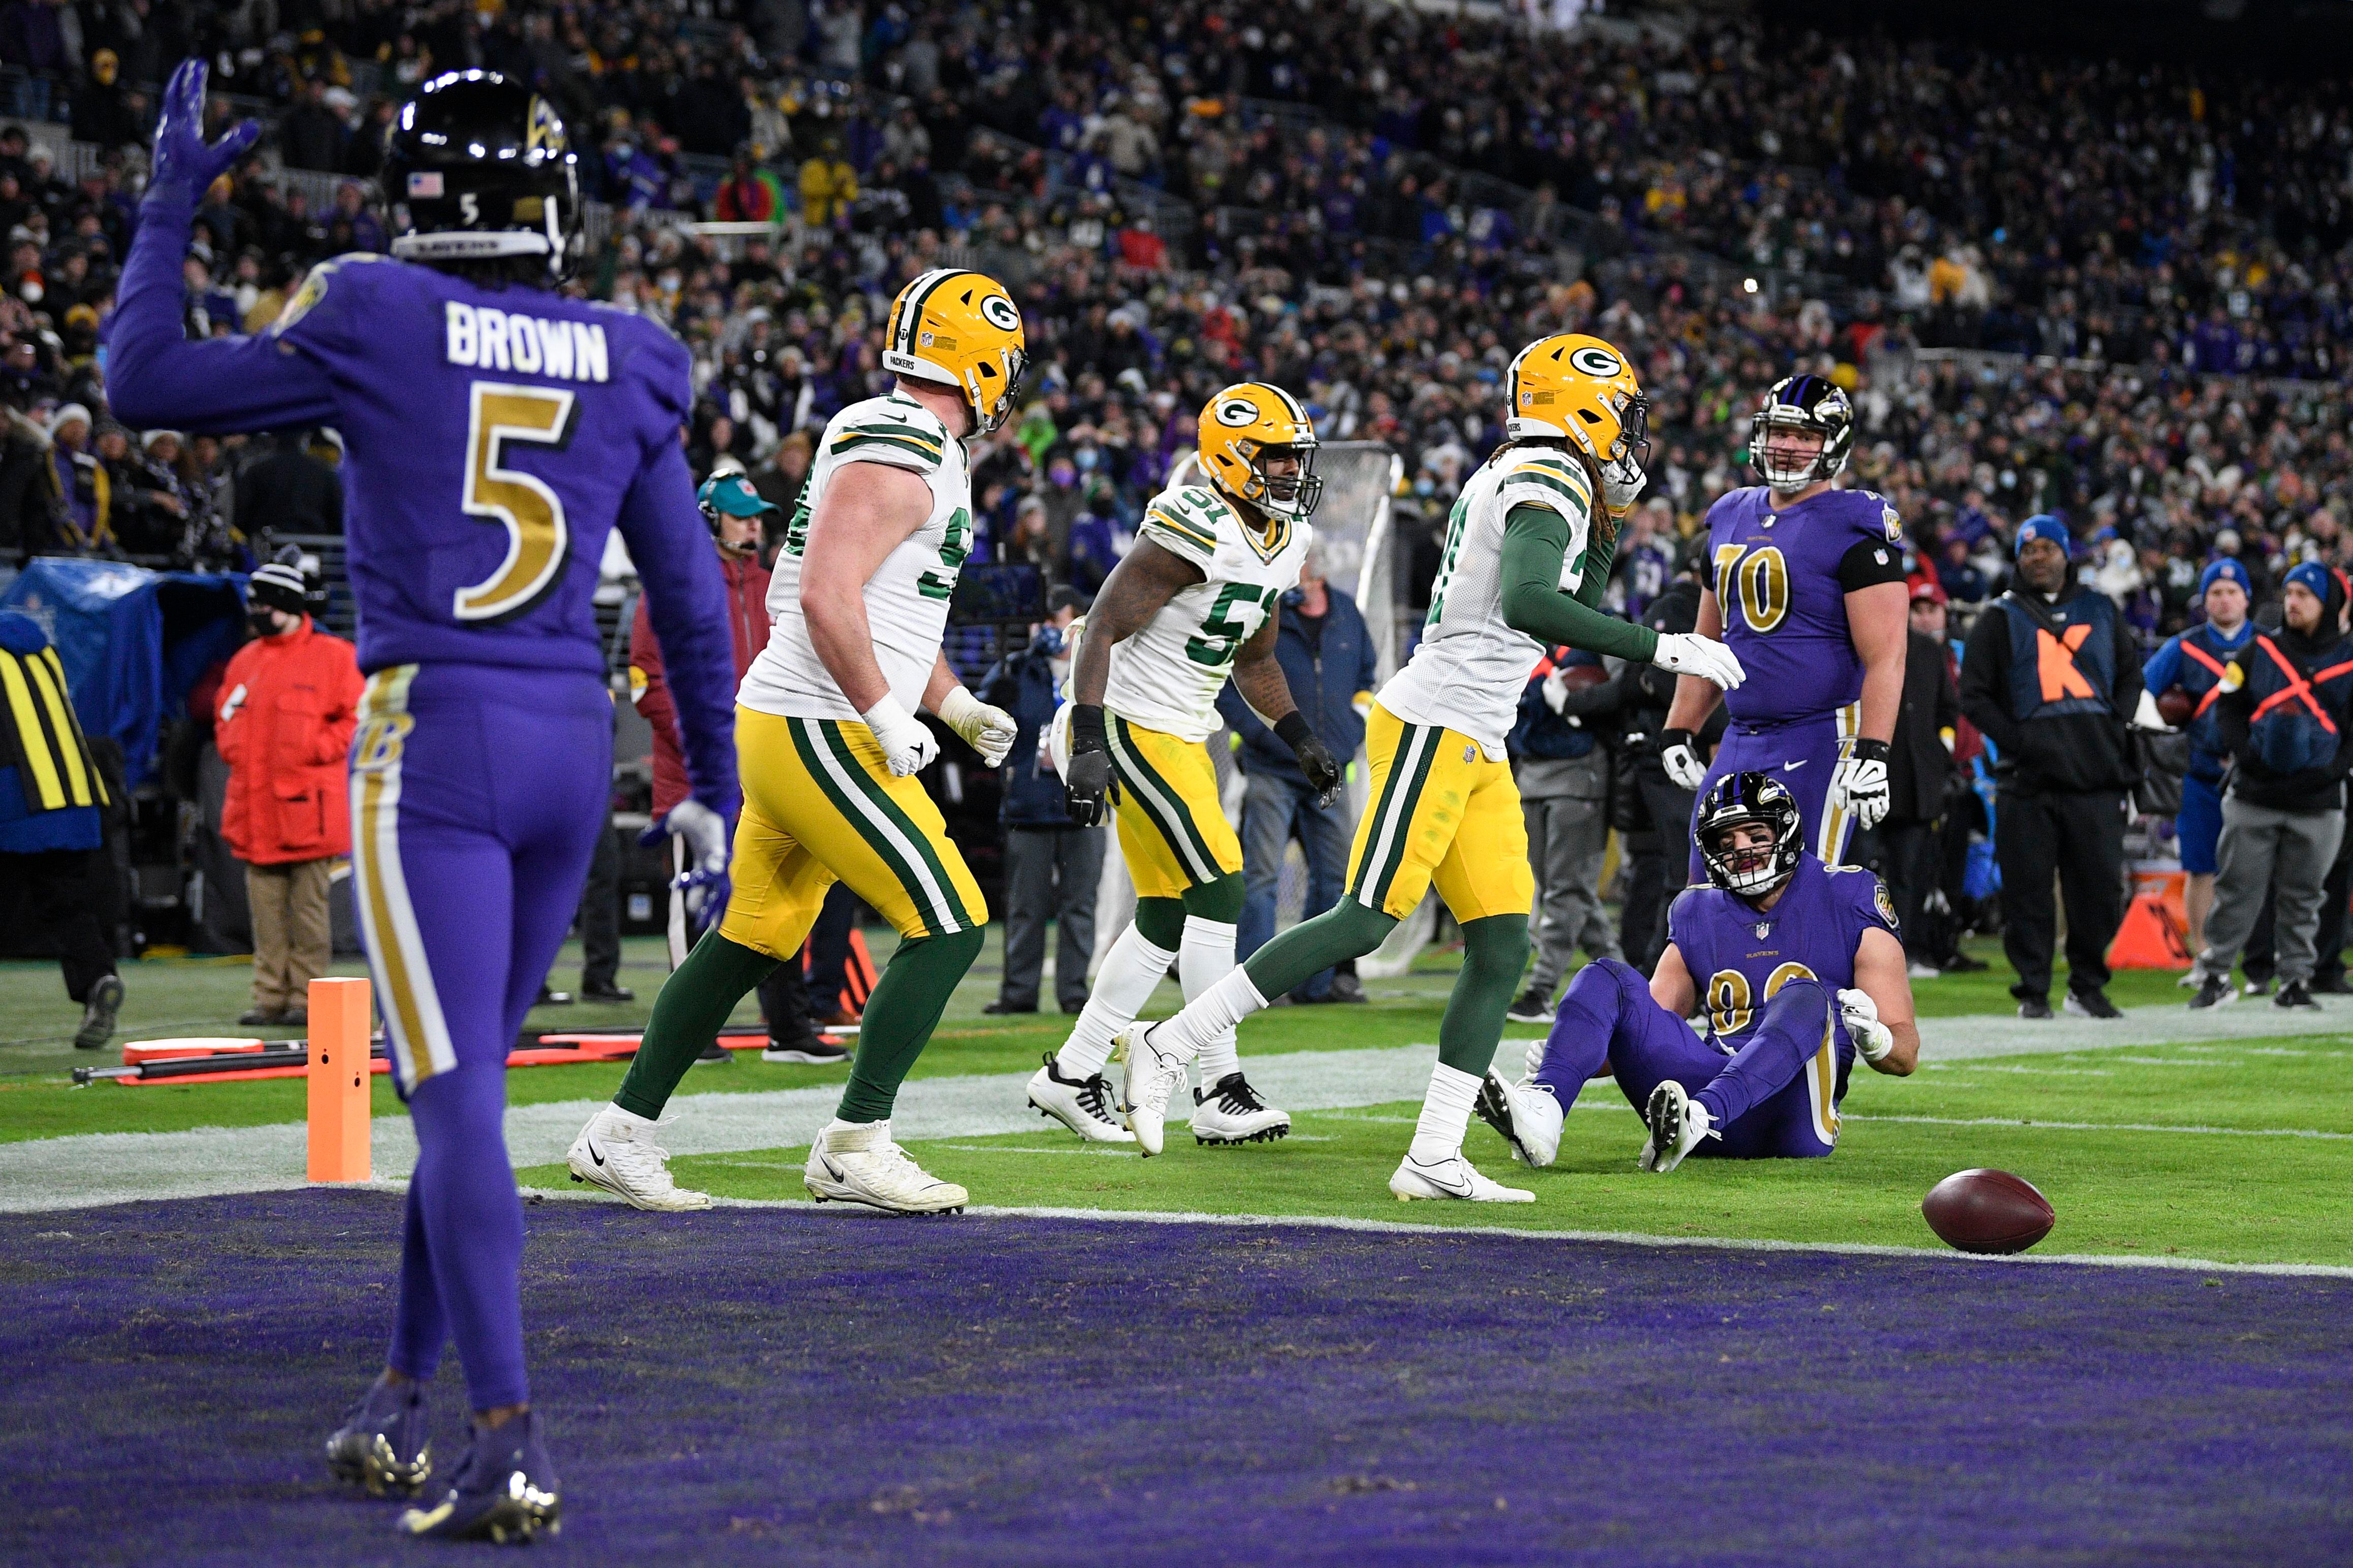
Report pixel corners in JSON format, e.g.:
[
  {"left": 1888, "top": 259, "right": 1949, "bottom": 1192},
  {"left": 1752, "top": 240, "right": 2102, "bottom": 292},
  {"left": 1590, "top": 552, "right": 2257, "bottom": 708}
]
[
  {"left": 216, "top": 564, "right": 363, "bottom": 1027},
  {"left": 2190, "top": 562, "right": 2353, "bottom": 1012},
  {"left": 980, "top": 588, "right": 1102, "bottom": 1014},
  {"left": 0, "top": 610, "right": 121, "bottom": 1048},
  {"left": 1216, "top": 551, "right": 1377, "bottom": 1003}
]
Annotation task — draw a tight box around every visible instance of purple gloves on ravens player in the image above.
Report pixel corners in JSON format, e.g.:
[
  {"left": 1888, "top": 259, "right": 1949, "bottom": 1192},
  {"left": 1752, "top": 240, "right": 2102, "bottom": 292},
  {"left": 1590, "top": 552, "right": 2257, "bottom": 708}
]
[
  {"left": 1831, "top": 737, "right": 1892, "bottom": 831},
  {"left": 640, "top": 799, "right": 731, "bottom": 936},
  {"left": 149, "top": 61, "right": 261, "bottom": 208},
  {"left": 1275, "top": 711, "right": 1343, "bottom": 808}
]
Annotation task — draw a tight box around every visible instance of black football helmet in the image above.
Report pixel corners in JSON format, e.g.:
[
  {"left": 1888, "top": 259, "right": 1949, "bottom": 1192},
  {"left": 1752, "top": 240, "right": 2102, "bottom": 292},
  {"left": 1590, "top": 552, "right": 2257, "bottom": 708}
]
[
  {"left": 1695, "top": 771, "right": 1803, "bottom": 898},
  {"left": 1748, "top": 374, "right": 1854, "bottom": 491},
  {"left": 383, "top": 71, "right": 580, "bottom": 281}
]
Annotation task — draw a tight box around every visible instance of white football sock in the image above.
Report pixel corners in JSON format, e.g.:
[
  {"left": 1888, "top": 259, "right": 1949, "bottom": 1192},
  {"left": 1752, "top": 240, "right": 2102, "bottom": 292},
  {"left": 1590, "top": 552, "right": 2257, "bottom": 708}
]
[
  {"left": 1408, "top": 1063, "right": 1484, "bottom": 1163},
  {"left": 1055, "top": 924, "right": 1177, "bottom": 1079},
  {"left": 1179, "top": 915, "right": 1241, "bottom": 1085},
  {"left": 1148, "top": 966, "right": 1268, "bottom": 1062}
]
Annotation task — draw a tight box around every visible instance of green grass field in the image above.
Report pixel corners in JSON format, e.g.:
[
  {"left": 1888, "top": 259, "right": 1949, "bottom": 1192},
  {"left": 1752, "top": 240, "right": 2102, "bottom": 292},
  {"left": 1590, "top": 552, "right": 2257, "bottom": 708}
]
[{"left": 6, "top": 932, "right": 2350, "bottom": 1268}]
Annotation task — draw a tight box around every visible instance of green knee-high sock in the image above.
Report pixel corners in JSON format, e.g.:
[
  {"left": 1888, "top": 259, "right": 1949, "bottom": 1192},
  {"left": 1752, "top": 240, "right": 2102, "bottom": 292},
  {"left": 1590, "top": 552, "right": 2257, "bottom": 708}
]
[
  {"left": 614, "top": 930, "right": 779, "bottom": 1120},
  {"left": 1133, "top": 896, "right": 1186, "bottom": 950},
  {"left": 1182, "top": 871, "right": 1244, "bottom": 924},
  {"left": 1437, "top": 913, "right": 1530, "bottom": 1076},
  {"left": 837, "top": 925, "right": 987, "bottom": 1123},
  {"left": 1239, "top": 900, "right": 1396, "bottom": 1001}
]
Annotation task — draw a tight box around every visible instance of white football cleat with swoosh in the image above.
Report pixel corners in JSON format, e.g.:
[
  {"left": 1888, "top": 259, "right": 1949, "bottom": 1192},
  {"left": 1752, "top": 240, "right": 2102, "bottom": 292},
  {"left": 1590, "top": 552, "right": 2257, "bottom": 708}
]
[{"left": 567, "top": 1107, "right": 711, "bottom": 1211}]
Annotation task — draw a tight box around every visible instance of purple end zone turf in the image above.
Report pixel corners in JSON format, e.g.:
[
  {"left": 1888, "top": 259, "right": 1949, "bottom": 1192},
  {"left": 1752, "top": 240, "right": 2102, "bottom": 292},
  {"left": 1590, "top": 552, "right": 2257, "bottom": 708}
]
[{"left": 4, "top": 1191, "right": 2350, "bottom": 1566}]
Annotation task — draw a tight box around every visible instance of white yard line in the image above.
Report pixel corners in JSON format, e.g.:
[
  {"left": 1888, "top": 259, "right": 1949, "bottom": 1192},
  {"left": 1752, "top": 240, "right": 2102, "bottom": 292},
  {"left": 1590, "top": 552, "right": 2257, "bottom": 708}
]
[
  {"left": 1842, "top": 1114, "right": 2353, "bottom": 1140},
  {"left": 3, "top": 1003, "right": 2348, "bottom": 1214}
]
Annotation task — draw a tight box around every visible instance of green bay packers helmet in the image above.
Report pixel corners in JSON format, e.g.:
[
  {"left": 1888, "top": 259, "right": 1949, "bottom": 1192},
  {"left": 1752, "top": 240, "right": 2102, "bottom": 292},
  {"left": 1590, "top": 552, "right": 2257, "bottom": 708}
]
[
  {"left": 1197, "top": 382, "right": 1321, "bottom": 521},
  {"left": 1505, "top": 334, "right": 1651, "bottom": 517},
  {"left": 882, "top": 268, "right": 1027, "bottom": 436}
]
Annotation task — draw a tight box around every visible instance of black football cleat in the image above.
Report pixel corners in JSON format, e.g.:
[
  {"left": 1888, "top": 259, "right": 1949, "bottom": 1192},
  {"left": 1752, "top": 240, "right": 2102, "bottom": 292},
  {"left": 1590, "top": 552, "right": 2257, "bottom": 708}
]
[
  {"left": 398, "top": 1412, "right": 559, "bottom": 1544},
  {"left": 326, "top": 1373, "right": 432, "bottom": 1498},
  {"left": 2063, "top": 987, "right": 2121, "bottom": 1020}
]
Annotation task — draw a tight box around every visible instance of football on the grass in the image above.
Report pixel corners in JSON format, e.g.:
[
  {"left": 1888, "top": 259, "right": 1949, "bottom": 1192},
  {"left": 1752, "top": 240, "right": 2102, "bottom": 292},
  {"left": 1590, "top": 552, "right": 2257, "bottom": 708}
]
[
  {"left": 1922, "top": 1168, "right": 2055, "bottom": 1254},
  {"left": 2155, "top": 686, "right": 2196, "bottom": 727}
]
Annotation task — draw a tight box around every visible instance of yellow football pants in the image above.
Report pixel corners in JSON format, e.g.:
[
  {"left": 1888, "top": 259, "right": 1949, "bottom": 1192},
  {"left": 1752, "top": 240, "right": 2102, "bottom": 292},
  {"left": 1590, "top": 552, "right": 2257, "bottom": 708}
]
[
  {"left": 721, "top": 707, "right": 988, "bottom": 957},
  {"left": 1344, "top": 703, "right": 1533, "bottom": 923}
]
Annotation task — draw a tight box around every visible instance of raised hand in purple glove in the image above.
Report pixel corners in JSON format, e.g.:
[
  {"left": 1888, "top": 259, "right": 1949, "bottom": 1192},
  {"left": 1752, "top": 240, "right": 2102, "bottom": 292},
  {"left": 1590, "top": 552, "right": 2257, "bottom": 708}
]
[{"left": 148, "top": 59, "right": 261, "bottom": 207}]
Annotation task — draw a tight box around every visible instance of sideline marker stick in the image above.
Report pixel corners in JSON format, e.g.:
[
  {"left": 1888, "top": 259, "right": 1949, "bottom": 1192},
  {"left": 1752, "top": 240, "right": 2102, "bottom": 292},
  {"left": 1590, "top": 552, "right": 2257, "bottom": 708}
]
[{"left": 307, "top": 977, "right": 373, "bottom": 1182}]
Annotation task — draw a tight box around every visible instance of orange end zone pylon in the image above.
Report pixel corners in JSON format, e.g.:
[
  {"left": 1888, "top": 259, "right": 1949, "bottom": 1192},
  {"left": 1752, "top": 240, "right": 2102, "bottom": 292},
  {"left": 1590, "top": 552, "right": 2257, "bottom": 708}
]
[{"left": 307, "top": 976, "right": 374, "bottom": 1182}]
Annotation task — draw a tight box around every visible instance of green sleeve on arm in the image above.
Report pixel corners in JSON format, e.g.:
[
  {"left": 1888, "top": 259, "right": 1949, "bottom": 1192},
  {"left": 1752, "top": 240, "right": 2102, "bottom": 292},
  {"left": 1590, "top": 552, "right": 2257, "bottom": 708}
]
[{"left": 1498, "top": 503, "right": 1660, "bottom": 662}]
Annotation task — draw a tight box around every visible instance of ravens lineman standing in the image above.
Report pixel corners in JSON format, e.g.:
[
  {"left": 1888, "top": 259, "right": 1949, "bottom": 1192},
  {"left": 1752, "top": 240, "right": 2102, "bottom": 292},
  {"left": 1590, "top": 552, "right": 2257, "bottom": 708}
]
[
  {"left": 1114, "top": 336, "right": 1743, "bottom": 1200},
  {"left": 567, "top": 268, "right": 1025, "bottom": 1216},
  {"left": 1034, "top": 383, "right": 1341, "bottom": 1152},
  {"left": 1478, "top": 772, "right": 1918, "bottom": 1173},
  {"left": 1661, "top": 378, "right": 1911, "bottom": 865},
  {"left": 110, "top": 67, "right": 742, "bottom": 1540}
]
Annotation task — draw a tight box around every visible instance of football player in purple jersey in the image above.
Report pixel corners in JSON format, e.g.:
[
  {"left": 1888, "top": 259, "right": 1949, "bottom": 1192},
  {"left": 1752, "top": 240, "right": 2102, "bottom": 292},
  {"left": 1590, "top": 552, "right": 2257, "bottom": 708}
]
[
  {"left": 1658, "top": 376, "right": 1911, "bottom": 867},
  {"left": 1477, "top": 772, "right": 1918, "bottom": 1172},
  {"left": 109, "top": 65, "right": 742, "bottom": 1542}
]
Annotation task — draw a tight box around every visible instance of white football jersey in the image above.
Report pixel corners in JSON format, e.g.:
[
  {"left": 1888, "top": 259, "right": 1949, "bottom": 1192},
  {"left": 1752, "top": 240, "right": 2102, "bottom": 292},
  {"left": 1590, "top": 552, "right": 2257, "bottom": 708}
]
[
  {"left": 1378, "top": 446, "right": 1596, "bottom": 756},
  {"left": 739, "top": 393, "right": 973, "bottom": 722},
  {"left": 1100, "top": 482, "right": 1311, "bottom": 742}
]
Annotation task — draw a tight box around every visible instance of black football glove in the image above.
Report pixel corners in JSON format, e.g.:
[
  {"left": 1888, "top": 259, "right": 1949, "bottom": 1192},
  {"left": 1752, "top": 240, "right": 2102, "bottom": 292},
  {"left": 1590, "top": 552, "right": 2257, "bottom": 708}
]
[
  {"left": 1277, "top": 713, "right": 1343, "bottom": 808},
  {"left": 1065, "top": 704, "right": 1113, "bottom": 826}
]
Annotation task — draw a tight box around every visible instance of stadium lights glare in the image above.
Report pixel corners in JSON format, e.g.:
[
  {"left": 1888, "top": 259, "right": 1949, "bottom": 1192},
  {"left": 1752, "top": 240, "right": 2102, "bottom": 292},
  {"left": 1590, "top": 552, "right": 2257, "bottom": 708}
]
[{"left": 1744, "top": 277, "right": 1759, "bottom": 293}]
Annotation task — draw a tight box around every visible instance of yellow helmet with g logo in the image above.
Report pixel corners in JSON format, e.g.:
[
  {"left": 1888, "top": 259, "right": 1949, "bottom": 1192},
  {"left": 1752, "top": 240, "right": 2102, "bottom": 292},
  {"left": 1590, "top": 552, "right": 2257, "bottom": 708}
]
[
  {"left": 882, "top": 268, "right": 1028, "bottom": 436},
  {"left": 1505, "top": 333, "right": 1651, "bottom": 516},
  {"left": 1196, "top": 382, "right": 1322, "bottom": 521}
]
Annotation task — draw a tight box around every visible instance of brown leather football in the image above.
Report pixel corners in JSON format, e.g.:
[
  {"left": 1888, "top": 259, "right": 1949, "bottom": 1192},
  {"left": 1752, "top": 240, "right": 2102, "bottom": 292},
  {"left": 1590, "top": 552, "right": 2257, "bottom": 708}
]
[
  {"left": 1922, "top": 1168, "right": 2055, "bottom": 1255},
  {"left": 2155, "top": 687, "right": 2197, "bottom": 727}
]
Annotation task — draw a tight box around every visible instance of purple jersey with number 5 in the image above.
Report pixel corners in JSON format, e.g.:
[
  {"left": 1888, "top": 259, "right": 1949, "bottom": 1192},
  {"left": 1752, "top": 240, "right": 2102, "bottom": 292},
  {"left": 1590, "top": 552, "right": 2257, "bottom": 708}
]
[
  {"left": 1668, "top": 854, "right": 1898, "bottom": 1062},
  {"left": 107, "top": 229, "right": 737, "bottom": 811},
  {"left": 1704, "top": 485, "right": 1906, "bottom": 725}
]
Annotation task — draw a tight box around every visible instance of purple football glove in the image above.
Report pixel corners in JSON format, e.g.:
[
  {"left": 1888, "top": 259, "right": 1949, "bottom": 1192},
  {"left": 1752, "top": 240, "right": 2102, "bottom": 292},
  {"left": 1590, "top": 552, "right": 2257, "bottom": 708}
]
[{"left": 149, "top": 59, "right": 260, "bottom": 206}]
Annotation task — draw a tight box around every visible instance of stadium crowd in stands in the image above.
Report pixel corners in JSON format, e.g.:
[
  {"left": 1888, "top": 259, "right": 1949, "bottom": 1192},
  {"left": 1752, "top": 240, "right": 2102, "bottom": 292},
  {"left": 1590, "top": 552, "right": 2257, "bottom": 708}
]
[{"left": 0, "top": 0, "right": 2332, "bottom": 663}]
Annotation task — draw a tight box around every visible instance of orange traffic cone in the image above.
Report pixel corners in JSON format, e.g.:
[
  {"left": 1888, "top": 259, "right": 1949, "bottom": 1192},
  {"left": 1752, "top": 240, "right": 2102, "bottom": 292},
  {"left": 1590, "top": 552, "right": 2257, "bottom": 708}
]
[{"left": 2108, "top": 889, "right": 2193, "bottom": 970}]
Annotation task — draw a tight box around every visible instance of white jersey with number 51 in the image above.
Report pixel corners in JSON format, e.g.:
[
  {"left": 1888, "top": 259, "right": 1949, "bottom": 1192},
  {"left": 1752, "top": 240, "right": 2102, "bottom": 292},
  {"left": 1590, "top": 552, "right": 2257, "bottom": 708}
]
[
  {"left": 1100, "top": 482, "right": 1311, "bottom": 742},
  {"left": 739, "top": 391, "right": 974, "bottom": 723}
]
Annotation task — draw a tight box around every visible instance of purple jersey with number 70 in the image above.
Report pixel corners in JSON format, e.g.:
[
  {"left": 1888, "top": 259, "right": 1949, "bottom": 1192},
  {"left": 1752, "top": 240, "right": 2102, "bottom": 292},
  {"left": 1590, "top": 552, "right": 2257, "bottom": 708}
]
[{"left": 1703, "top": 484, "right": 1906, "bottom": 725}]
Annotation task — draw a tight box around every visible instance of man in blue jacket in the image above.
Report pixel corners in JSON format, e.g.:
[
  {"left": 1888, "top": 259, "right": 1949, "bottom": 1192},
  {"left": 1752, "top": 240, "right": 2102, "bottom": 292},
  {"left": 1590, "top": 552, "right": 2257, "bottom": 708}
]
[
  {"left": 0, "top": 610, "right": 121, "bottom": 1048},
  {"left": 1216, "top": 548, "right": 1378, "bottom": 1003},
  {"left": 981, "top": 587, "right": 1104, "bottom": 1014}
]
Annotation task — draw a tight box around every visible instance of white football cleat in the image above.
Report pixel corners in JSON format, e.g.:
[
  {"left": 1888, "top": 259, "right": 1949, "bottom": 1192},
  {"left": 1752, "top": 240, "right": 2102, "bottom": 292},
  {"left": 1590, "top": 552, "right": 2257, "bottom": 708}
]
[
  {"left": 802, "top": 1121, "right": 967, "bottom": 1215},
  {"left": 1474, "top": 1070, "right": 1563, "bottom": 1167},
  {"left": 1640, "top": 1081, "right": 1716, "bottom": 1173},
  {"left": 566, "top": 1107, "right": 711, "bottom": 1212},
  {"left": 1191, "top": 1072, "right": 1291, "bottom": 1146},
  {"left": 1388, "top": 1150, "right": 1534, "bottom": 1203},
  {"left": 1116, "top": 1023, "right": 1189, "bottom": 1157},
  {"left": 1026, "top": 1052, "right": 1137, "bottom": 1144}
]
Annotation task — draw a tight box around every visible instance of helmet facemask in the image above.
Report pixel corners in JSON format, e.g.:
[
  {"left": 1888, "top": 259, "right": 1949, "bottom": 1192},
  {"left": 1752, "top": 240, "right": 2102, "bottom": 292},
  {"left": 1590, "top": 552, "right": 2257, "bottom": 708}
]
[
  {"left": 1232, "top": 439, "right": 1323, "bottom": 521},
  {"left": 1703, "top": 815, "right": 1790, "bottom": 898},
  {"left": 1596, "top": 393, "right": 1651, "bottom": 518},
  {"left": 965, "top": 343, "right": 1027, "bottom": 437}
]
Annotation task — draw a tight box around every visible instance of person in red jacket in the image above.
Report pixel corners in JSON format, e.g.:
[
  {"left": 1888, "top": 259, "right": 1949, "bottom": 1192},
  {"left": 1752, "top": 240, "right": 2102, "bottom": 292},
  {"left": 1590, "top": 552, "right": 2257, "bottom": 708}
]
[
  {"left": 216, "top": 562, "right": 363, "bottom": 1026},
  {"left": 630, "top": 472, "right": 849, "bottom": 1063}
]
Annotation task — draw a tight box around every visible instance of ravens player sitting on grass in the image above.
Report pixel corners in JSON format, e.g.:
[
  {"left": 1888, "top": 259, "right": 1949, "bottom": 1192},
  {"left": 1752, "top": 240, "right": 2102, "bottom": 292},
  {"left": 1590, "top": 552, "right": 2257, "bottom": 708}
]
[{"left": 1478, "top": 771, "right": 1918, "bottom": 1174}]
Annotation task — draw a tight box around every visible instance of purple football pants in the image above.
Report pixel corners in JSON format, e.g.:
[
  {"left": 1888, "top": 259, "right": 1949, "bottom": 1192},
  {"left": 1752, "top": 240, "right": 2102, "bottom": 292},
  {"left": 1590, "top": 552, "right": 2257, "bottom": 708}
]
[
  {"left": 348, "top": 663, "right": 611, "bottom": 1411},
  {"left": 1688, "top": 703, "right": 1860, "bottom": 881},
  {"left": 1531, "top": 959, "right": 1842, "bottom": 1158}
]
